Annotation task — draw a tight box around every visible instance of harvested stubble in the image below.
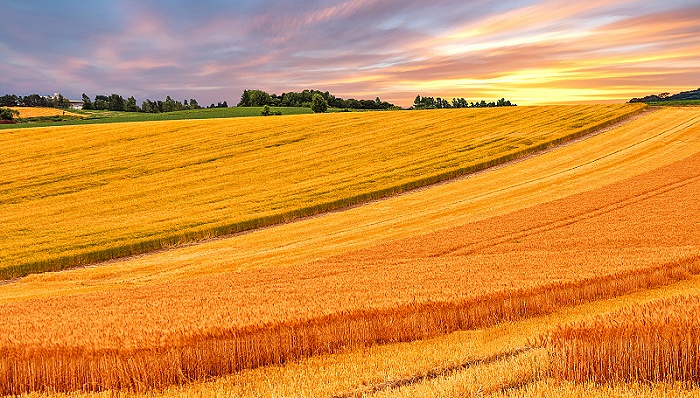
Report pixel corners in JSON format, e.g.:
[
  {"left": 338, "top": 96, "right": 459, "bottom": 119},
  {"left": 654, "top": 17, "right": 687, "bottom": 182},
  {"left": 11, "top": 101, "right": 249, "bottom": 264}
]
[
  {"left": 2, "top": 142, "right": 700, "bottom": 394},
  {"left": 544, "top": 295, "right": 700, "bottom": 385},
  {"left": 7, "top": 106, "right": 83, "bottom": 118},
  {"left": 0, "top": 104, "right": 645, "bottom": 279}
]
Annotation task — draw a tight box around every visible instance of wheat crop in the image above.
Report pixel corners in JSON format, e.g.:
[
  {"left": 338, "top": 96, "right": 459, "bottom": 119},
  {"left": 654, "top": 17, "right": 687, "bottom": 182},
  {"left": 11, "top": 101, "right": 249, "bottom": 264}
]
[
  {"left": 544, "top": 295, "right": 700, "bottom": 385},
  {"left": 2, "top": 134, "right": 700, "bottom": 394},
  {"left": 13, "top": 270, "right": 700, "bottom": 397}
]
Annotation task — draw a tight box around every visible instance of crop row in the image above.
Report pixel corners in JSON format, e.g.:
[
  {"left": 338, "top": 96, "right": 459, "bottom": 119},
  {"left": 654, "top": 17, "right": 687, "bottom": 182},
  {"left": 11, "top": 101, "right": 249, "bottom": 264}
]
[
  {"left": 544, "top": 294, "right": 700, "bottom": 385},
  {"left": 1, "top": 256, "right": 698, "bottom": 395}
]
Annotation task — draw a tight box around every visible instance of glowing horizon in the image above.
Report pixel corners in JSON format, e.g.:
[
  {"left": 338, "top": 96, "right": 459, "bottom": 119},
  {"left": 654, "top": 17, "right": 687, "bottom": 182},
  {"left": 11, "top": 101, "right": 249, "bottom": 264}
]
[{"left": 1, "top": 0, "right": 698, "bottom": 107}]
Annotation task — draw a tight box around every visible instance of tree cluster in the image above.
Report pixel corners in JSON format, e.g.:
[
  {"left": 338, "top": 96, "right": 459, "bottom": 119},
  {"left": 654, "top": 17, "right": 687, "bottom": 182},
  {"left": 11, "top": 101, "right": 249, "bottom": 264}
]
[
  {"left": 0, "top": 92, "right": 228, "bottom": 114},
  {"left": 0, "top": 93, "right": 71, "bottom": 108},
  {"left": 237, "top": 89, "right": 395, "bottom": 110},
  {"left": 260, "top": 105, "right": 282, "bottom": 116},
  {"left": 207, "top": 101, "right": 229, "bottom": 109},
  {"left": 0, "top": 107, "right": 20, "bottom": 122},
  {"left": 413, "top": 95, "right": 516, "bottom": 109},
  {"left": 82, "top": 93, "right": 203, "bottom": 113}
]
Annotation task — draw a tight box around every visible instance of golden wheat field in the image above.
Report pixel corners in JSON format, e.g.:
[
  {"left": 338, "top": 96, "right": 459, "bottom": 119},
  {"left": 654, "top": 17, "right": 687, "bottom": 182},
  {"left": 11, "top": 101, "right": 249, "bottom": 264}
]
[
  {"left": 18, "top": 274, "right": 700, "bottom": 398},
  {"left": 0, "top": 104, "right": 643, "bottom": 279},
  {"left": 545, "top": 294, "right": 700, "bottom": 385},
  {"left": 2, "top": 106, "right": 700, "bottom": 396},
  {"left": 8, "top": 107, "right": 83, "bottom": 119}
]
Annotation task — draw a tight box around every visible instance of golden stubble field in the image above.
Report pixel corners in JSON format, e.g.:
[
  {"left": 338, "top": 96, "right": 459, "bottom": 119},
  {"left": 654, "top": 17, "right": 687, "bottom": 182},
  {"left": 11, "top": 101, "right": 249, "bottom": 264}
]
[
  {"left": 8, "top": 107, "right": 83, "bottom": 118},
  {"left": 2, "top": 106, "right": 700, "bottom": 396}
]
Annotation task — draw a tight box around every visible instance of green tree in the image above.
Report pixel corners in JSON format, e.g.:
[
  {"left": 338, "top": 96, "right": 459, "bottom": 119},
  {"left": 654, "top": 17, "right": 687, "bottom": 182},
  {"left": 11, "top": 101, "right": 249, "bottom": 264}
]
[
  {"left": 141, "top": 99, "right": 154, "bottom": 113},
  {"left": 53, "top": 93, "right": 68, "bottom": 108},
  {"left": 261, "top": 105, "right": 271, "bottom": 116},
  {"left": 238, "top": 90, "right": 251, "bottom": 106},
  {"left": 94, "top": 99, "right": 108, "bottom": 110},
  {"left": 0, "top": 94, "right": 19, "bottom": 107},
  {"left": 163, "top": 96, "right": 176, "bottom": 112},
  {"left": 81, "top": 93, "right": 94, "bottom": 110},
  {"left": 311, "top": 93, "right": 328, "bottom": 113},
  {"left": 108, "top": 94, "right": 126, "bottom": 111},
  {"left": 0, "top": 107, "right": 20, "bottom": 121},
  {"left": 413, "top": 95, "right": 423, "bottom": 109},
  {"left": 125, "top": 96, "right": 140, "bottom": 112}
]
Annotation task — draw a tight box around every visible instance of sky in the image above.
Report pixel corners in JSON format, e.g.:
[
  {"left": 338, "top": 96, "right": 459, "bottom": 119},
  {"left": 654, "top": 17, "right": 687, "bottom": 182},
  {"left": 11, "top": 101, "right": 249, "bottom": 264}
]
[{"left": 1, "top": 0, "right": 699, "bottom": 107}]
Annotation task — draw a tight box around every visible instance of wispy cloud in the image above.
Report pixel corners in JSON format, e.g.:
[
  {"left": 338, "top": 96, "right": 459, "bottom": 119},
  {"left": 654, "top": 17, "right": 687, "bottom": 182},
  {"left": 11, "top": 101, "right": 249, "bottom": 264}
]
[{"left": 0, "top": 0, "right": 698, "bottom": 106}]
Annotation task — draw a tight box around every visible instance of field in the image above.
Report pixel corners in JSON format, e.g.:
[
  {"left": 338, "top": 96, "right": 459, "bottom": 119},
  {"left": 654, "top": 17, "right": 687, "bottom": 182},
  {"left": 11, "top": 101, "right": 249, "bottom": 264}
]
[
  {"left": 7, "top": 106, "right": 85, "bottom": 119},
  {"left": 0, "top": 106, "right": 313, "bottom": 129},
  {"left": 0, "top": 104, "right": 644, "bottom": 280},
  {"left": 74, "top": 106, "right": 314, "bottom": 122},
  {"left": 545, "top": 294, "right": 700, "bottom": 385},
  {"left": 2, "top": 105, "right": 700, "bottom": 396}
]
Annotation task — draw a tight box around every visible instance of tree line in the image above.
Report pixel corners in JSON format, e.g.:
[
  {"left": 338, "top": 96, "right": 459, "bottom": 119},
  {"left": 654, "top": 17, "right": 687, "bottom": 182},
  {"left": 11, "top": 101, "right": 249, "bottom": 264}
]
[
  {"left": 0, "top": 93, "right": 72, "bottom": 108},
  {"left": 237, "top": 89, "right": 396, "bottom": 110},
  {"left": 629, "top": 88, "right": 700, "bottom": 103},
  {"left": 0, "top": 92, "right": 229, "bottom": 113},
  {"left": 80, "top": 93, "right": 214, "bottom": 113},
  {"left": 413, "top": 95, "right": 516, "bottom": 109}
]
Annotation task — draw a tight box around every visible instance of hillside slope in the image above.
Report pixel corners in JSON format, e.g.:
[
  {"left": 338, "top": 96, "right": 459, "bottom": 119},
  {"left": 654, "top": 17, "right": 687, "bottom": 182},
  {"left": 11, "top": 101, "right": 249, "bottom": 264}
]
[
  {"left": 0, "top": 104, "right": 643, "bottom": 279},
  {"left": 2, "top": 107, "right": 700, "bottom": 395},
  {"left": 630, "top": 87, "right": 700, "bottom": 103}
]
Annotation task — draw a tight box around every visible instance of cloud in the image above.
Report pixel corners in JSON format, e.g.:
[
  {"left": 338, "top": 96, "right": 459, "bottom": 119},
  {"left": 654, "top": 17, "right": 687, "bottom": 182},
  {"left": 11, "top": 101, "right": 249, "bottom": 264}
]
[{"left": 0, "top": 0, "right": 698, "bottom": 106}]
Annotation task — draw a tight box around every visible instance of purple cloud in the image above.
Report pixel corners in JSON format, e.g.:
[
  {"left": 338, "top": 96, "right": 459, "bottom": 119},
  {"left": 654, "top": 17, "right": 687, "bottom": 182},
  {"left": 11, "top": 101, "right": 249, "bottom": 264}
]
[{"left": 0, "top": 0, "right": 698, "bottom": 107}]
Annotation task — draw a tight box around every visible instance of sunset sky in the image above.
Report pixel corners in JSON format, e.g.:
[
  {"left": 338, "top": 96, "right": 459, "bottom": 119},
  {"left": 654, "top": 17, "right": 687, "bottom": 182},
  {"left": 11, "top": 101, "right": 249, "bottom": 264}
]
[{"left": 1, "top": 0, "right": 699, "bottom": 107}]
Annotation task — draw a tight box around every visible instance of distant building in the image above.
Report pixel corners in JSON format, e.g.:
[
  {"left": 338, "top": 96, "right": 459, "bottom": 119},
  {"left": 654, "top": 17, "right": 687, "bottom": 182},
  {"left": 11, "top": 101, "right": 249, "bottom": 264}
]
[{"left": 49, "top": 93, "right": 83, "bottom": 110}]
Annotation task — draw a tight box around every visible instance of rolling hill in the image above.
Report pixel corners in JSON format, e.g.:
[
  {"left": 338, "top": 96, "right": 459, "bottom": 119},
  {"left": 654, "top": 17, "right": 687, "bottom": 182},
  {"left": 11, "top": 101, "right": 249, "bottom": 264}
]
[{"left": 2, "top": 105, "right": 700, "bottom": 396}]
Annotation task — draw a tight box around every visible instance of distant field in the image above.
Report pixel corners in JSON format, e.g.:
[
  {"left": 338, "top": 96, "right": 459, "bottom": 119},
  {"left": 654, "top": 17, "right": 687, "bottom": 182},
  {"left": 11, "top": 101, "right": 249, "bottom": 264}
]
[
  {"left": 76, "top": 106, "right": 314, "bottom": 121},
  {"left": 7, "top": 106, "right": 84, "bottom": 119},
  {"left": 1, "top": 107, "right": 700, "bottom": 395},
  {"left": 0, "top": 106, "right": 313, "bottom": 129},
  {"left": 0, "top": 104, "right": 643, "bottom": 279}
]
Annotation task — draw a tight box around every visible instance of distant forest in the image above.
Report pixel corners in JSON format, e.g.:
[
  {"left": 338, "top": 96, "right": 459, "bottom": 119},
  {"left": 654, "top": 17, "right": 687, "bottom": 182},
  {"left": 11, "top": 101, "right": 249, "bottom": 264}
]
[
  {"left": 0, "top": 93, "right": 228, "bottom": 113},
  {"left": 0, "top": 93, "right": 73, "bottom": 109},
  {"left": 237, "top": 89, "right": 396, "bottom": 110},
  {"left": 629, "top": 88, "right": 700, "bottom": 103},
  {"left": 79, "top": 94, "right": 224, "bottom": 113},
  {"left": 412, "top": 95, "right": 516, "bottom": 109}
]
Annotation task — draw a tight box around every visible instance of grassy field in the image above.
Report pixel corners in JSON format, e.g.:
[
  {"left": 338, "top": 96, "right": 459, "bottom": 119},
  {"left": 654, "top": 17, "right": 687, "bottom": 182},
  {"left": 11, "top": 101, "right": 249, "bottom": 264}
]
[
  {"left": 2, "top": 106, "right": 700, "bottom": 395},
  {"left": 0, "top": 104, "right": 644, "bottom": 280},
  {"left": 75, "top": 106, "right": 314, "bottom": 121},
  {"left": 0, "top": 106, "right": 314, "bottom": 129}
]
